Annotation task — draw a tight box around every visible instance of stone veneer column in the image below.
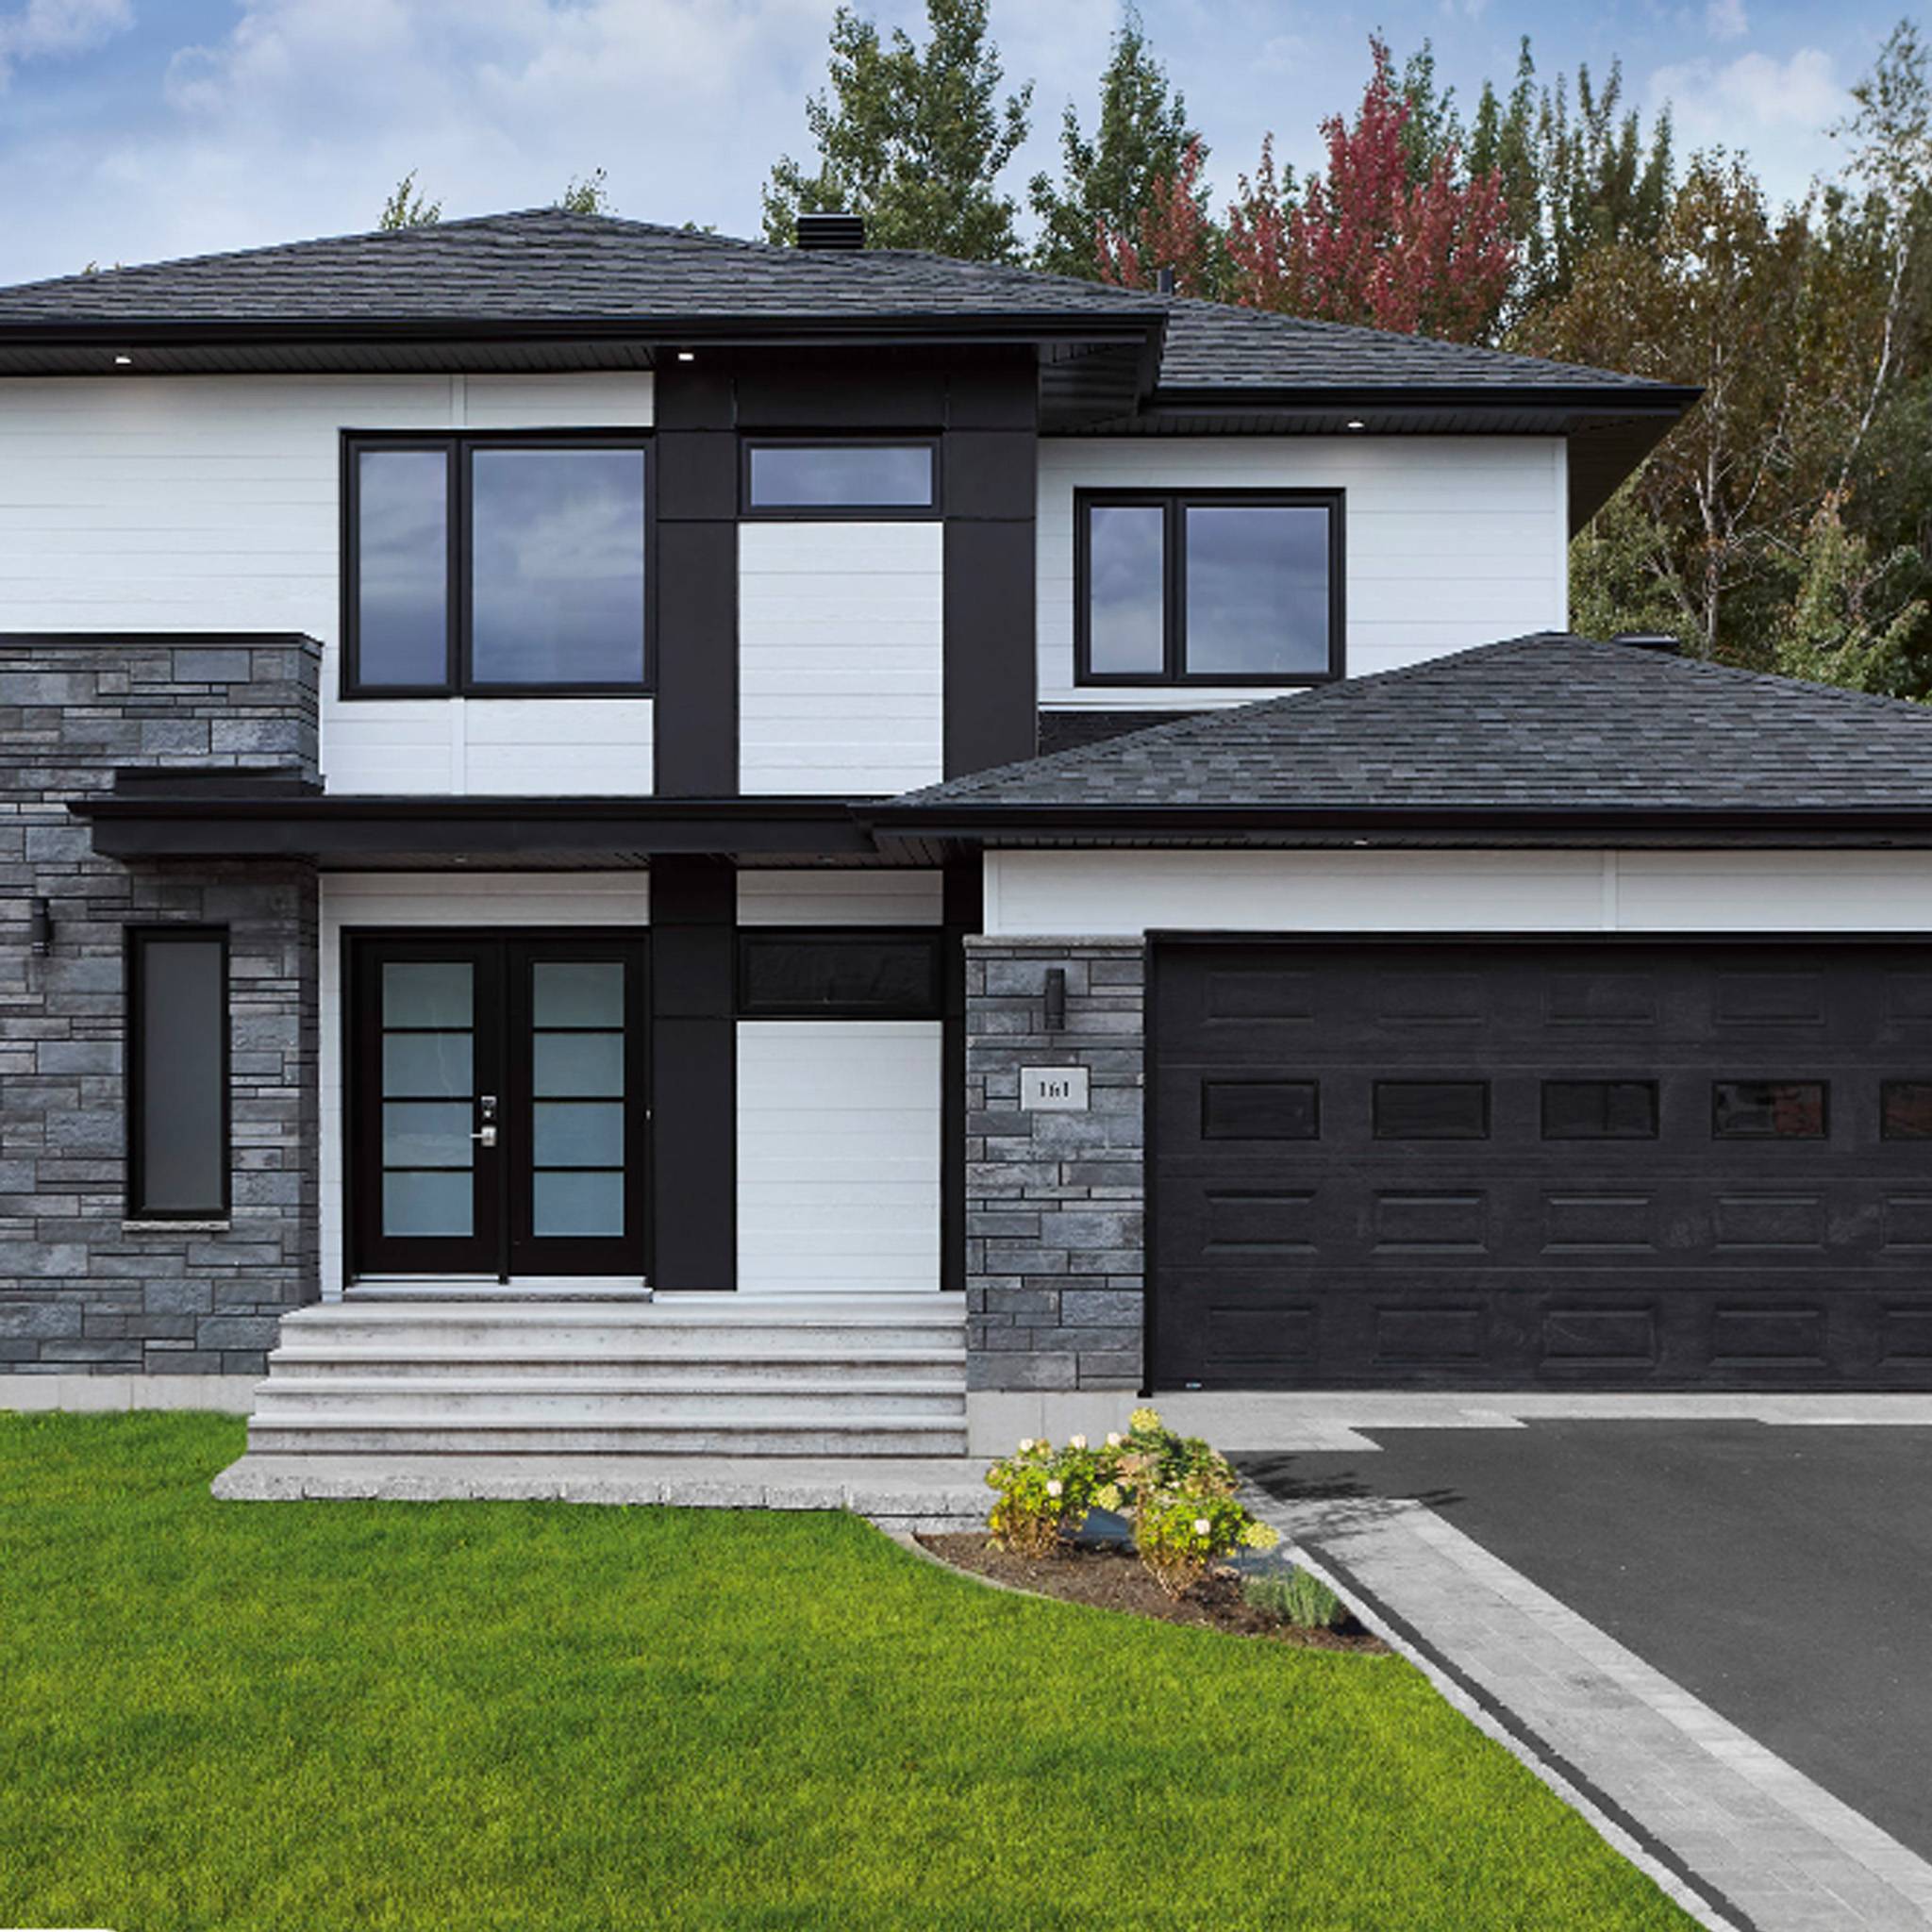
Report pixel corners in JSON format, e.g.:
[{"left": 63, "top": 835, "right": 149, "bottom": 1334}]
[
  {"left": 0, "top": 635, "right": 321, "bottom": 1378},
  {"left": 964, "top": 937, "right": 1146, "bottom": 1391}
]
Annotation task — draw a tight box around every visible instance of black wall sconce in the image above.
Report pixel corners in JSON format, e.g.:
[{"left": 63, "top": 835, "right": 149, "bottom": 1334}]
[
  {"left": 1042, "top": 966, "right": 1067, "bottom": 1032},
  {"left": 27, "top": 896, "right": 52, "bottom": 957}
]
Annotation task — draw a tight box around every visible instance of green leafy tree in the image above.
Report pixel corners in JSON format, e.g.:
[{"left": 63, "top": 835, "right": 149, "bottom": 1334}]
[
  {"left": 1769, "top": 491, "right": 1928, "bottom": 694},
  {"left": 762, "top": 0, "right": 1031, "bottom": 260},
  {"left": 556, "top": 169, "right": 612, "bottom": 217},
  {"left": 1030, "top": 8, "right": 1201, "bottom": 280},
  {"left": 377, "top": 171, "right": 441, "bottom": 231}
]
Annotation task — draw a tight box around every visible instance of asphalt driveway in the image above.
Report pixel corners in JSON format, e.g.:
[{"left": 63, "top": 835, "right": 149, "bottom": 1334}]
[{"left": 1241, "top": 1422, "right": 1932, "bottom": 1864}]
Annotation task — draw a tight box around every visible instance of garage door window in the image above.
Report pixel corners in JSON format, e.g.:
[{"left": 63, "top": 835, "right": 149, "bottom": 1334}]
[
  {"left": 1881, "top": 1081, "right": 1932, "bottom": 1139},
  {"left": 1542, "top": 1079, "right": 1659, "bottom": 1140},
  {"left": 1202, "top": 1079, "right": 1319, "bottom": 1140},
  {"left": 1712, "top": 1080, "right": 1828, "bottom": 1139},
  {"left": 1374, "top": 1080, "right": 1489, "bottom": 1140}
]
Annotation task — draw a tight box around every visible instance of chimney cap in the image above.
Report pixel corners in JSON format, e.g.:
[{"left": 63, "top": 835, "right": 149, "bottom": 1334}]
[
  {"left": 1611, "top": 630, "right": 1682, "bottom": 654},
  {"left": 796, "top": 211, "right": 866, "bottom": 251}
]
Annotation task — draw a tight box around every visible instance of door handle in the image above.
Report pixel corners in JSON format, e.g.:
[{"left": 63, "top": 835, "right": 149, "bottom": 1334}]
[{"left": 473, "top": 1125, "right": 498, "bottom": 1148}]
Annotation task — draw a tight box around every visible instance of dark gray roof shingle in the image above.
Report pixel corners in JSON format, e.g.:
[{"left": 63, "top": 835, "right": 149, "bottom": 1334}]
[
  {"left": 889, "top": 635, "right": 1932, "bottom": 816},
  {"left": 0, "top": 209, "right": 1673, "bottom": 396}
]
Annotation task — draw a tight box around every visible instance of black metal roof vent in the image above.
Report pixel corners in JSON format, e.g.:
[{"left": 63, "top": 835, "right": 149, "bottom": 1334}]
[
  {"left": 1612, "top": 630, "right": 1682, "bottom": 653},
  {"left": 796, "top": 211, "right": 866, "bottom": 251}
]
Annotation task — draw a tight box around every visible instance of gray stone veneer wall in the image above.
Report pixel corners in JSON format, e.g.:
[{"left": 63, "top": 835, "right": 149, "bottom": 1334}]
[
  {"left": 964, "top": 936, "right": 1147, "bottom": 1391},
  {"left": 0, "top": 635, "right": 322, "bottom": 1376}
]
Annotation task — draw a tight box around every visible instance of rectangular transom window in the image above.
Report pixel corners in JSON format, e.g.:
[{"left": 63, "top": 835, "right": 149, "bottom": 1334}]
[
  {"left": 1373, "top": 1080, "right": 1490, "bottom": 1141},
  {"left": 1076, "top": 489, "right": 1343, "bottom": 686},
  {"left": 345, "top": 435, "right": 649, "bottom": 695},
  {"left": 1542, "top": 1079, "right": 1660, "bottom": 1140},
  {"left": 738, "top": 930, "right": 943, "bottom": 1018},
  {"left": 127, "top": 928, "right": 228, "bottom": 1218},
  {"left": 743, "top": 441, "right": 938, "bottom": 514},
  {"left": 1712, "top": 1080, "right": 1828, "bottom": 1140}
]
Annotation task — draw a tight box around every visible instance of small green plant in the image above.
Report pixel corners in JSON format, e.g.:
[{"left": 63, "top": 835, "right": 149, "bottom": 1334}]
[{"left": 1242, "top": 1567, "right": 1345, "bottom": 1630}]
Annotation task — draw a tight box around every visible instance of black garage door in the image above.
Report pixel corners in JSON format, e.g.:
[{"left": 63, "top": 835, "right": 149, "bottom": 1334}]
[{"left": 1151, "top": 939, "right": 1932, "bottom": 1390}]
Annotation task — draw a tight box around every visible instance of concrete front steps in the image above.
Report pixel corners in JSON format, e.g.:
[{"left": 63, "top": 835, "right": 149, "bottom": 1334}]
[{"left": 243, "top": 1292, "right": 970, "bottom": 1458}]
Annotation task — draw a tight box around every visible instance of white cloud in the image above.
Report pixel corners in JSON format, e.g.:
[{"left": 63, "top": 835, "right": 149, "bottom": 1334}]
[
  {"left": 1649, "top": 45, "right": 1846, "bottom": 205},
  {"left": 1705, "top": 0, "right": 1747, "bottom": 42},
  {"left": 0, "top": 0, "right": 130, "bottom": 84}
]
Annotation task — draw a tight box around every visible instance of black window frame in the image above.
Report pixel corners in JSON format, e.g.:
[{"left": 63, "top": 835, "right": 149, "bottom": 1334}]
[
  {"left": 1372, "top": 1078, "right": 1491, "bottom": 1141},
  {"left": 341, "top": 430, "right": 655, "bottom": 700},
  {"left": 1710, "top": 1078, "right": 1831, "bottom": 1141},
  {"left": 1074, "top": 486, "right": 1345, "bottom": 688},
  {"left": 1541, "top": 1078, "right": 1661, "bottom": 1141},
  {"left": 738, "top": 435, "right": 942, "bottom": 519},
  {"left": 125, "top": 925, "right": 231, "bottom": 1221},
  {"left": 735, "top": 927, "right": 945, "bottom": 1020},
  {"left": 1881, "top": 1079, "right": 1932, "bottom": 1141}
]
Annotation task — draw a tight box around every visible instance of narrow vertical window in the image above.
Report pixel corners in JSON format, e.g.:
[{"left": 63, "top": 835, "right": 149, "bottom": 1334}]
[
  {"left": 353, "top": 445, "right": 451, "bottom": 689},
  {"left": 128, "top": 930, "right": 229, "bottom": 1218}
]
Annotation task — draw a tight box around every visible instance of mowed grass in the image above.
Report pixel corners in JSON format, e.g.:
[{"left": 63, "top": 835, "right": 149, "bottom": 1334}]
[{"left": 0, "top": 1414, "right": 1692, "bottom": 1931}]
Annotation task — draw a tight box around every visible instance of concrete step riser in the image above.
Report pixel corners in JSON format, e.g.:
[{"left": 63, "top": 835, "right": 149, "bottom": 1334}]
[
  {"left": 266, "top": 1354, "right": 965, "bottom": 1386},
  {"left": 253, "top": 1389, "right": 966, "bottom": 1423},
  {"left": 247, "top": 1424, "right": 972, "bottom": 1457},
  {"left": 283, "top": 1322, "right": 964, "bottom": 1354}
]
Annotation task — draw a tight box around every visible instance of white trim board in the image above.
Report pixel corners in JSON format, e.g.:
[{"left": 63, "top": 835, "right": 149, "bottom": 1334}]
[
  {"left": 317, "top": 872, "right": 652, "bottom": 1301},
  {"left": 982, "top": 849, "right": 1932, "bottom": 937}
]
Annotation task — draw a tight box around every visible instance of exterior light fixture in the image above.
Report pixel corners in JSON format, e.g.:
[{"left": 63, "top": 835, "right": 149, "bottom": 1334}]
[
  {"left": 675, "top": 350, "right": 696, "bottom": 362},
  {"left": 1345, "top": 418, "right": 1365, "bottom": 431},
  {"left": 28, "top": 896, "right": 52, "bottom": 956},
  {"left": 113, "top": 354, "right": 133, "bottom": 367},
  {"left": 1042, "top": 966, "right": 1068, "bottom": 1032}
]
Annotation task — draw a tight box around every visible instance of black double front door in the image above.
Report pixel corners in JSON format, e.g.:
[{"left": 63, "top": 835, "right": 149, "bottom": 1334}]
[{"left": 349, "top": 934, "right": 649, "bottom": 1279}]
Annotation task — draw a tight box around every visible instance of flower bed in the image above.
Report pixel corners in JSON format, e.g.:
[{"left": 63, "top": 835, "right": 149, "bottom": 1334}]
[{"left": 922, "top": 1407, "right": 1389, "bottom": 1651}]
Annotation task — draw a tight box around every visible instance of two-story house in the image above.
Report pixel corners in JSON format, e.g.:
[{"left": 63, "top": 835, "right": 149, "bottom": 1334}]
[{"left": 7, "top": 207, "right": 1932, "bottom": 1459}]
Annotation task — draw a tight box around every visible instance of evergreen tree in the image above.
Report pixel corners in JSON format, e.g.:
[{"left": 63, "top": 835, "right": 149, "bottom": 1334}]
[
  {"left": 1029, "top": 7, "right": 1201, "bottom": 280},
  {"left": 762, "top": 0, "right": 1031, "bottom": 261}
]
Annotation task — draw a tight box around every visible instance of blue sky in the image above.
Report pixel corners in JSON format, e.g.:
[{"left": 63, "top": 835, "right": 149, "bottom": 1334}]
[{"left": 0, "top": 0, "right": 1902, "bottom": 286}]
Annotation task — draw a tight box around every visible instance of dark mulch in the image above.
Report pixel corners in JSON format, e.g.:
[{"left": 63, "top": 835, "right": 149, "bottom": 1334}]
[{"left": 919, "top": 1535, "right": 1390, "bottom": 1653}]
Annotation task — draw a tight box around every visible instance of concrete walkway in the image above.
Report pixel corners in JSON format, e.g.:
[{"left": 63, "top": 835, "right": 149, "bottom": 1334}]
[
  {"left": 212, "top": 1452, "right": 989, "bottom": 1532},
  {"left": 1244, "top": 1461, "right": 1932, "bottom": 1932}
]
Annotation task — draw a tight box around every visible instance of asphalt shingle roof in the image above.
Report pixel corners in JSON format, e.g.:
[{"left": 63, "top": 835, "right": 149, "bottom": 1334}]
[
  {"left": 888, "top": 635, "right": 1932, "bottom": 816},
  {"left": 0, "top": 209, "right": 1672, "bottom": 396}
]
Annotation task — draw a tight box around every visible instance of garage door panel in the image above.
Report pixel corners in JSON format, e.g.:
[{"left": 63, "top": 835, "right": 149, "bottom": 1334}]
[{"left": 1152, "top": 940, "right": 1932, "bottom": 1390}]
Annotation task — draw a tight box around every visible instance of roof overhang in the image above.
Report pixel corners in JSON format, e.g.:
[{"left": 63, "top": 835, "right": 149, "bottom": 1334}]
[
  {"left": 865, "top": 802, "right": 1932, "bottom": 851},
  {"left": 74, "top": 789, "right": 892, "bottom": 865},
  {"left": 1113, "top": 384, "right": 1700, "bottom": 531}
]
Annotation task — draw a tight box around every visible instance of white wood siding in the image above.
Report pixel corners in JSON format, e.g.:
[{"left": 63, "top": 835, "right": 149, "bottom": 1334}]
[
  {"left": 317, "top": 872, "right": 652, "bottom": 1297},
  {"left": 0, "top": 371, "right": 657, "bottom": 794},
  {"left": 1038, "top": 436, "right": 1569, "bottom": 710},
  {"left": 738, "top": 520, "right": 945, "bottom": 794},
  {"left": 736, "top": 869, "right": 944, "bottom": 925},
  {"left": 983, "top": 849, "right": 1932, "bottom": 938},
  {"left": 736, "top": 1021, "right": 942, "bottom": 1293}
]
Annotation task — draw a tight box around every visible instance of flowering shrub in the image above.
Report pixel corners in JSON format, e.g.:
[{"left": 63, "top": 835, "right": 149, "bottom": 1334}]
[
  {"left": 983, "top": 1434, "right": 1105, "bottom": 1557},
  {"left": 981, "top": 1408, "right": 1279, "bottom": 1591}
]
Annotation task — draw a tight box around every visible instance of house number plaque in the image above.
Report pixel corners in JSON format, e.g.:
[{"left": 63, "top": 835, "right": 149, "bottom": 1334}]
[{"left": 1020, "top": 1066, "right": 1090, "bottom": 1112}]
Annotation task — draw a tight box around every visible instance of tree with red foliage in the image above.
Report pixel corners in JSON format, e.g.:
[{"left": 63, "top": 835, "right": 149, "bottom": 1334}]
[{"left": 1100, "top": 38, "right": 1515, "bottom": 342}]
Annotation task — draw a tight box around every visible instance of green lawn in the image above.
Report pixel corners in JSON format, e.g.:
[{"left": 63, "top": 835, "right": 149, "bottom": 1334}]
[{"left": 0, "top": 1413, "right": 1691, "bottom": 1931}]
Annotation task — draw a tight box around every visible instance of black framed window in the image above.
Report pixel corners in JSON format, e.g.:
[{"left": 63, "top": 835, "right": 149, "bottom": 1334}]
[
  {"left": 1075, "top": 488, "right": 1343, "bottom": 686},
  {"left": 1712, "top": 1080, "right": 1828, "bottom": 1140},
  {"left": 127, "top": 928, "right": 229, "bottom": 1218},
  {"left": 1883, "top": 1081, "right": 1932, "bottom": 1140},
  {"left": 1373, "top": 1079, "right": 1490, "bottom": 1141},
  {"left": 737, "top": 930, "right": 943, "bottom": 1018},
  {"left": 344, "top": 434, "right": 649, "bottom": 696},
  {"left": 1201, "top": 1079, "right": 1320, "bottom": 1141},
  {"left": 741, "top": 440, "right": 939, "bottom": 515}
]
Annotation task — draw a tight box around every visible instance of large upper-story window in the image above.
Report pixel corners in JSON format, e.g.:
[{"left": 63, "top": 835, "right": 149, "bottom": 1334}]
[
  {"left": 1075, "top": 488, "right": 1343, "bottom": 686},
  {"left": 345, "top": 435, "right": 649, "bottom": 695}
]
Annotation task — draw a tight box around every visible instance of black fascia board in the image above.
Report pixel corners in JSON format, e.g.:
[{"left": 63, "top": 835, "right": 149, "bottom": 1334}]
[
  {"left": 863, "top": 802, "right": 1932, "bottom": 841},
  {"left": 1144, "top": 382, "right": 1702, "bottom": 419},
  {"left": 73, "top": 792, "right": 879, "bottom": 860}
]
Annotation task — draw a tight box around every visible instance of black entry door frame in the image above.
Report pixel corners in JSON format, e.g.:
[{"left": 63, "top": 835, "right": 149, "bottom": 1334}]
[{"left": 345, "top": 929, "right": 651, "bottom": 1282}]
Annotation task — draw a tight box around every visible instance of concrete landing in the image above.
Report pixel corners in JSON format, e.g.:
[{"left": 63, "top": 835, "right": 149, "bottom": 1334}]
[{"left": 211, "top": 1451, "right": 990, "bottom": 1532}]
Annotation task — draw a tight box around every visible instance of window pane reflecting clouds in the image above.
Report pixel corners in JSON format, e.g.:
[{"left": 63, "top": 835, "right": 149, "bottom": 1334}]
[
  {"left": 357, "top": 450, "right": 448, "bottom": 687},
  {"left": 1185, "top": 505, "right": 1330, "bottom": 675},
  {"left": 748, "top": 444, "right": 933, "bottom": 508},
  {"left": 470, "top": 449, "right": 645, "bottom": 685},
  {"left": 1088, "top": 505, "right": 1165, "bottom": 674}
]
